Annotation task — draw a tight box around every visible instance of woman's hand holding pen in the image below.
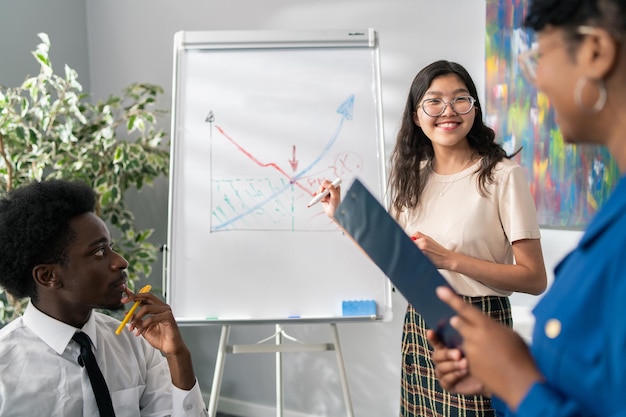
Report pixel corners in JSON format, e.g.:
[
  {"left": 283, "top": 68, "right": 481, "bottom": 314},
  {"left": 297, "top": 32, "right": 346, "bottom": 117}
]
[{"left": 318, "top": 179, "right": 341, "bottom": 218}]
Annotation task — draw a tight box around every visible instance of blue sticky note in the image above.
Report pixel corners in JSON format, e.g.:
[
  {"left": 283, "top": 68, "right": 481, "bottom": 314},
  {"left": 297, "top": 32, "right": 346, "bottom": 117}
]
[{"left": 342, "top": 300, "right": 377, "bottom": 316}]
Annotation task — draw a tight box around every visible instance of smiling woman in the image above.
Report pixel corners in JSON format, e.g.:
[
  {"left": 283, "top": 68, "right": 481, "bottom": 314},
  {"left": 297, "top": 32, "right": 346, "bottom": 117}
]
[
  {"left": 319, "top": 59, "right": 547, "bottom": 417},
  {"left": 390, "top": 60, "right": 547, "bottom": 417}
]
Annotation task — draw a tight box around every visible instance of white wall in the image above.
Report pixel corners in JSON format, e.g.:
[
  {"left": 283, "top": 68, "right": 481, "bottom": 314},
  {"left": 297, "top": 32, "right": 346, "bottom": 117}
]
[
  {"left": 83, "top": 2, "right": 493, "bottom": 415},
  {"left": 1, "top": 1, "right": 586, "bottom": 416},
  {"left": 510, "top": 228, "right": 582, "bottom": 341},
  {"left": 0, "top": 0, "right": 89, "bottom": 88}
]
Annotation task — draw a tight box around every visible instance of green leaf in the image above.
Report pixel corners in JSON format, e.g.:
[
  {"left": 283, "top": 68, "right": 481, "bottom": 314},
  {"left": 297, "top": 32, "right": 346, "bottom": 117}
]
[
  {"left": 101, "top": 189, "right": 112, "bottom": 206},
  {"left": 127, "top": 115, "right": 136, "bottom": 131},
  {"left": 0, "top": 32, "right": 170, "bottom": 325},
  {"left": 113, "top": 146, "right": 124, "bottom": 163}
]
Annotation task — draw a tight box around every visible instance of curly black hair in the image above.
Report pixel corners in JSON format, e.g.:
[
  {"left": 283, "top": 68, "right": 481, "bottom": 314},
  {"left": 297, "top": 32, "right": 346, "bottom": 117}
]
[
  {"left": 388, "top": 60, "right": 514, "bottom": 212},
  {"left": 525, "top": 0, "right": 625, "bottom": 36},
  {"left": 0, "top": 179, "right": 96, "bottom": 301}
]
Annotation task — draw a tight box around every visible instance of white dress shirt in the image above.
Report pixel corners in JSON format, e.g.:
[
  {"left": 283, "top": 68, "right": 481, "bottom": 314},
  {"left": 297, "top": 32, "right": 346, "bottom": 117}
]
[{"left": 0, "top": 302, "right": 208, "bottom": 417}]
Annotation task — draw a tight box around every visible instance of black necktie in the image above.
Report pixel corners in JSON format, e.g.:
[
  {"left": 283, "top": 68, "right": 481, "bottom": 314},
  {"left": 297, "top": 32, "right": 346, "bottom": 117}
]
[{"left": 72, "top": 332, "right": 116, "bottom": 417}]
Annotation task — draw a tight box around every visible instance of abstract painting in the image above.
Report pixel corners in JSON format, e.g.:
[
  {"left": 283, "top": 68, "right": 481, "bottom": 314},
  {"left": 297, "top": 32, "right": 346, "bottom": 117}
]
[{"left": 485, "top": 0, "right": 618, "bottom": 229}]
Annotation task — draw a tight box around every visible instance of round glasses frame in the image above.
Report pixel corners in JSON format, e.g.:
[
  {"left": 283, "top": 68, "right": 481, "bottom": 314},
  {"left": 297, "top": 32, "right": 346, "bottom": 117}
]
[
  {"left": 417, "top": 96, "right": 476, "bottom": 117},
  {"left": 517, "top": 25, "right": 598, "bottom": 84}
]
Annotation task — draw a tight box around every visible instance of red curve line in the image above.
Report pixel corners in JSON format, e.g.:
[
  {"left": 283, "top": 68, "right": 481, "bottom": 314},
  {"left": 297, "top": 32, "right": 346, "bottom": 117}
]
[{"left": 215, "top": 125, "right": 312, "bottom": 195}]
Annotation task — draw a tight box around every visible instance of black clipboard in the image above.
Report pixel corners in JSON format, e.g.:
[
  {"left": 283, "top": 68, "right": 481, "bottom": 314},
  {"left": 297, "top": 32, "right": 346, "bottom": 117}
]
[{"left": 334, "top": 178, "right": 462, "bottom": 348}]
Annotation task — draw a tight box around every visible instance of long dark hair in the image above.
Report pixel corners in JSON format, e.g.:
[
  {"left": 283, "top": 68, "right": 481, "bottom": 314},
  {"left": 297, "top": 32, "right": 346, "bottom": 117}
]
[{"left": 388, "top": 60, "right": 514, "bottom": 212}]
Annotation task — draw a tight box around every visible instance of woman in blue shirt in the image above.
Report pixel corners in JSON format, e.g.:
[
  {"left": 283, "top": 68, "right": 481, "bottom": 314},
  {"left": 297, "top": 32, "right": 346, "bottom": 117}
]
[{"left": 428, "top": 0, "right": 626, "bottom": 416}]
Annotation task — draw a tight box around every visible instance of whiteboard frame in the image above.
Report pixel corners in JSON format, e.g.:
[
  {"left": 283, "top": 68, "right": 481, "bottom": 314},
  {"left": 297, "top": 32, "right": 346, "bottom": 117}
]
[{"left": 165, "top": 29, "right": 390, "bottom": 324}]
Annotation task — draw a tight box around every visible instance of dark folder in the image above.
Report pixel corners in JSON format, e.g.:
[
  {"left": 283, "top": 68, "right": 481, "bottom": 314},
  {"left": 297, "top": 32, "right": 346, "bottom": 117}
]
[{"left": 334, "top": 178, "right": 462, "bottom": 348}]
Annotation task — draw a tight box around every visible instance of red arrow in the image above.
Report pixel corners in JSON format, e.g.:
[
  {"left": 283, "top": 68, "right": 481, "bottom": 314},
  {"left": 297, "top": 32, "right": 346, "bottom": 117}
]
[{"left": 288, "top": 145, "right": 299, "bottom": 171}]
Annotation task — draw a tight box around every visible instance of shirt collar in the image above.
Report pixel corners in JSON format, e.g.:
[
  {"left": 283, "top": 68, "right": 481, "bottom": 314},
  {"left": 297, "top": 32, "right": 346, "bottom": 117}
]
[{"left": 23, "top": 301, "right": 99, "bottom": 355}]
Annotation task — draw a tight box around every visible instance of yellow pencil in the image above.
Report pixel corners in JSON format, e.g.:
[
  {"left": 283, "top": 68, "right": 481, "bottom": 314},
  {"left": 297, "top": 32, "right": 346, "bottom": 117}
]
[{"left": 115, "top": 284, "right": 152, "bottom": 335}]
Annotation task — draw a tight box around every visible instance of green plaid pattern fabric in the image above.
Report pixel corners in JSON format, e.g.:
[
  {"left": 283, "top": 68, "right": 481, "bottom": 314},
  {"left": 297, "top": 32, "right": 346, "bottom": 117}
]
[{"left": 400, "top": 295, "right": 512, "bottom": 417}]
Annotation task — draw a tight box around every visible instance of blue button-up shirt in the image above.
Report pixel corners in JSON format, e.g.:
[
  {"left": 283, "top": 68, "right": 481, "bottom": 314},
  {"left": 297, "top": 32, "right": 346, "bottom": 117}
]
[{"left": 494, "top": 175, "right": 626, "bottom": 416}]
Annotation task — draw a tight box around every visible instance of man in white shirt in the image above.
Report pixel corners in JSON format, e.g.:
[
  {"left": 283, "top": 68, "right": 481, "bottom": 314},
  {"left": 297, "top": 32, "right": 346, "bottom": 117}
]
[{"left": 0, "top": 179, "right": 208, "bottom": 417}]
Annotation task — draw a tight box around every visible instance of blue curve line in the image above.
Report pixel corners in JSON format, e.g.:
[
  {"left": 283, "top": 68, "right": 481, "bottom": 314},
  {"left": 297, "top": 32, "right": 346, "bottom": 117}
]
[{"left": 213, "top": 94, "right": 355, "bottom": 231}]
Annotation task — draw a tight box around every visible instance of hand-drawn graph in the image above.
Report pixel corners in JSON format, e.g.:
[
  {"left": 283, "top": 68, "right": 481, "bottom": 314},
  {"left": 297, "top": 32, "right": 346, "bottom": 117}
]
[
  {"left": 177, "top": 46, "right": 383, "bottom": 232},
  {"left": 208, "top": 95, "right": 364, "bottom": 231}
]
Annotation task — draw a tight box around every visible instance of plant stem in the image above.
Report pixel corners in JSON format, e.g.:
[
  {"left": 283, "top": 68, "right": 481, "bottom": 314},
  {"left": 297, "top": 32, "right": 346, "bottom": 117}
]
[{"left": 0, "top": 133, "right": 13, "bottom": 192}]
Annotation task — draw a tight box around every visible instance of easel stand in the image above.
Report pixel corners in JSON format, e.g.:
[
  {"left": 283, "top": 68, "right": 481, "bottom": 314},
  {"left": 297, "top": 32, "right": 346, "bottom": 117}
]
[{"left": 208, "top": 323, "right": 354, "bottom": 417}]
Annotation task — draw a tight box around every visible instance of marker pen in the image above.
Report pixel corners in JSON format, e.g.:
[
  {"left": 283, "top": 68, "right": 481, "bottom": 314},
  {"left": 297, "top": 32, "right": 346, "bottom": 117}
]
[
  {"left": 115, "top": 284, "right": 152, "bottom": 335},
  {"left": 307, "top": 178, "right": 342, "bottom": 207}
]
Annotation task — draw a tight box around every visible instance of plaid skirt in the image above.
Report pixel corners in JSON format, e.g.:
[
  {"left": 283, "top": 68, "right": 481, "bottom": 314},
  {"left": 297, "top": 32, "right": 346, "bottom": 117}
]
[{"left": 400, "top": 295, "right": 512, "bottom": 417}]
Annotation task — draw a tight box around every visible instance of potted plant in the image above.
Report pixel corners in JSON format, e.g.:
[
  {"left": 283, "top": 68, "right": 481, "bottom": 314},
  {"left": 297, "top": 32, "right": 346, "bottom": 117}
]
[{"left": 0, "top": 33, "right": 169, "bottom": 323}]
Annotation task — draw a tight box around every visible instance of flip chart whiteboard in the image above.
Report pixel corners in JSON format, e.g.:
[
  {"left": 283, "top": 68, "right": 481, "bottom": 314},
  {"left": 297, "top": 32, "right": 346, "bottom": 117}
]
[{"left": 166, "top": 29, "right": 391, "bottom": 323}]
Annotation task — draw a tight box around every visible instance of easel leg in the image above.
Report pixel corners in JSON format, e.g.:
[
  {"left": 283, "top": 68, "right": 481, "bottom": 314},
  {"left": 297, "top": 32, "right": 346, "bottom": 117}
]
[
  {"left": 275, "top": 324, "right": 283, "bottom": 417},
  {"left": 331, "top": 323, "right": 354, "bottom": 417},
  {"left": 208, "top": 324, "right": 353, "bottom": 416},
  {"left": 208, "top": 325, "right": 230, "bottom": 417}
]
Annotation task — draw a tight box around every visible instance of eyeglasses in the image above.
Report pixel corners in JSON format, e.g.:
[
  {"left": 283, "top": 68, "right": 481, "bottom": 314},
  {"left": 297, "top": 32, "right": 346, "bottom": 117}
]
[
  {"left": 518, "top": 25, "right": 598, "bottom": 84},
  {"left": 417, "top": 96, "right": 476, "bottom": 117}
]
